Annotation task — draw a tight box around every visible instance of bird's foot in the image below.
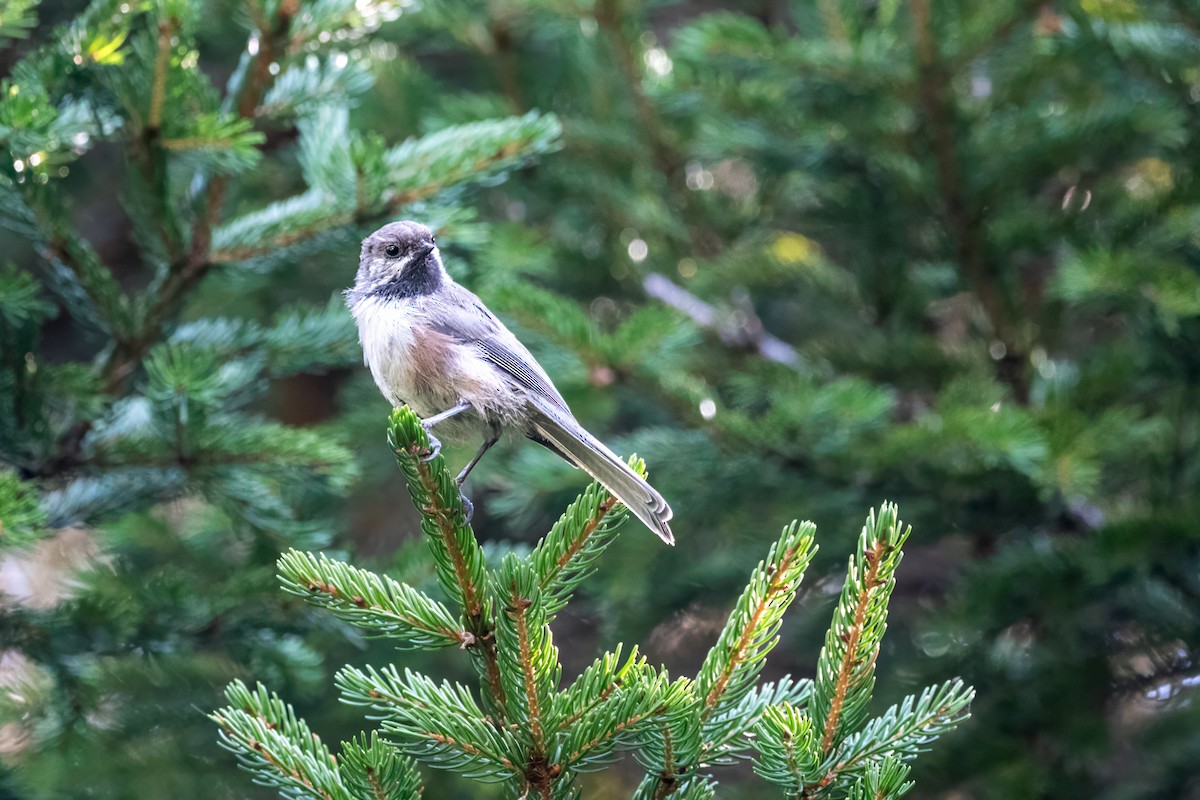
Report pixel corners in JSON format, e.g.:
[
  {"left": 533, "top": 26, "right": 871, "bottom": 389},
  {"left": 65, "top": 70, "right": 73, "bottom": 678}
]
[
  {"left": 420, "top": 429, "right": 442, "bottom": 462},
  {"left": 459, "top": 493, "right": 474, "bottom": 523}
]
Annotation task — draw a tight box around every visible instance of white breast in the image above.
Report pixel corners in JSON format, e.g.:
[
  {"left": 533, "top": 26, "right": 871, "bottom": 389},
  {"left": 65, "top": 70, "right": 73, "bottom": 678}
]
[
  {"left": 350, "top": 295, "right": 419, "bottom": 407},
  {"left": 349, "top": 292, "right": 530, "bottom": 428}
]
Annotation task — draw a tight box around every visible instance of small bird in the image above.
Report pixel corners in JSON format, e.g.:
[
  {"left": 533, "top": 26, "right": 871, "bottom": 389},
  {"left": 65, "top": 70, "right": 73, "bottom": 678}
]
[{"left": 346, "top": 220, "right": 674, "bottom": 544}]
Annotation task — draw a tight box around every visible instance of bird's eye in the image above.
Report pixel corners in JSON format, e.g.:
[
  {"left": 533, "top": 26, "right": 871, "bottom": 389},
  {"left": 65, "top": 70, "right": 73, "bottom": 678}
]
[{"left": 384, "top": 244, "right": 401, "bottom": 258}]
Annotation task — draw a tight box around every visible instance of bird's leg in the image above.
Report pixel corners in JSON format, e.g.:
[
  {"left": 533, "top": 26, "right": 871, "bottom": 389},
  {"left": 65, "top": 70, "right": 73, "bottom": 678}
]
[
  {"left": 418, "top": 400, "right": 471, "bottom": 462},
  {"left": 456, "top": 424, "right": 501, "bottom": 486},
  {"left": 455, "top": 424, "right": 500, "bottom": 524}
]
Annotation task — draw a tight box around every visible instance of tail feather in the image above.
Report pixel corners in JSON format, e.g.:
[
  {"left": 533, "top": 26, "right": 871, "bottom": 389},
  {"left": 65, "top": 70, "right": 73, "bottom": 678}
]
[{"left": 527, "top": 401, "right": 674, "bottom": 545}]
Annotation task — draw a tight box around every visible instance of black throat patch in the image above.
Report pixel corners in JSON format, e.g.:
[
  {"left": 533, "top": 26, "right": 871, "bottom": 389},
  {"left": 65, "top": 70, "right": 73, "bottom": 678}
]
[{"left": 373, "top": 254, "right": 444, "bottom": 301}]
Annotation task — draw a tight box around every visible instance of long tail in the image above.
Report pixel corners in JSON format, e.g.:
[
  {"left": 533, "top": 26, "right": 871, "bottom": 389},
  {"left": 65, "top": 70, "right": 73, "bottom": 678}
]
[{"left": 526, "top": 399, "right": 674, "bottom": 545}]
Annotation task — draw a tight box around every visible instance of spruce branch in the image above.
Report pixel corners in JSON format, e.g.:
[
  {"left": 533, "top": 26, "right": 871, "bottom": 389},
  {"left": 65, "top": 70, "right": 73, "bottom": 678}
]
[
  {"left": 338, "top": 732, "right": 424, "bottom": 800},
  {"left": 212, "top": 680, "right": 350, "bottom": 800},
  {"left": 844, "top": 757, "right": 913, "bottom": 800},
  {"left": 632, "top": 774, "right": 717, "bottom": 800},
  {"left": 631, "top": 676, "right": 702, "bottom": 794},
  {"left": 158, "top": 113, "right": 265, "bottom": 172},
  {"left": 209, "top": 111, "right": 562, "bottom": 263},
  {"left": 105, "top": 0, "right": 297, "bottom": 388},
  {"left": 494, "top": 555, "right": 558, "bottom": 762},
  {"left": 530, "top": 465, "right": 635, "bottom": 620},
  {"left": 835, "top": 680, "right": 975, "bottom": 774},
  {"left": 551, "top": 645, "right": 649, "bottom": 733},
  {"left": 558, "top": 672, "right": 684, "bottom": 771},
  {"left": 260, "top": 295, "right": 360, "bottom": 375},
  {"left": 0, "top": 0, "right": 38, "bottom": 42},
  {"left": 812, "top": 504, "right": 909, "bottom": 756},
  {"left": 386, "top": 406, "right": 488, "bottom": 619},
  {"left": 910, "top": 0, "right": 1027, "bottom": 401},
  {"left": 337, "top": 664, "right": 522, "bottom": 782},
  {"left": 0, "top": 471, "right": 48, "bottom": 551},
  {"left": 751, "top": 703, "right": 823, "bottom": 795},
  {"left": 168, "top": 294, "right": 359, "bottom": 376},
  {"left": 277, "top": 550, "right": 469, "bottom": 650},
  {"left": 592, "top": 0, "right": 681, "bottom": 180},
  {"left": 385, "top": 406, "right": 504, "bottom": 713},
  {"left": 633, "top": 528, "right": 818, "bottom": 786},
  {"left": 696, "top": 521, "right": 817, "bottom": 732},
  {"left": 701, "top": 676, "right": 812, "bottom": 762},
  {"left": 33, "top": 209, "right": 133, "bottom": 338},
  {"left": 258, "top": 55, "right": 375, "bottom": 119},
  {"left": 212, "top": 413, "right": 971, "bottom": 800}
]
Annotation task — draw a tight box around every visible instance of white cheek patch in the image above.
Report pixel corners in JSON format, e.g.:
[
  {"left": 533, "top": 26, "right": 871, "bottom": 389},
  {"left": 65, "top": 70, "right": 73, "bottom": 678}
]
[{"left": 368, "top": 253, "right": 413, "bottom": 282}]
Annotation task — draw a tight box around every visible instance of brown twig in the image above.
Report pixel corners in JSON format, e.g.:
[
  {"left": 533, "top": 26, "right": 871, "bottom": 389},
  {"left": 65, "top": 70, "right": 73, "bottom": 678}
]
[
  {"left": 486, "top": 16, "right": 525, "bottom": 113},
  {"left": 509, "top": 583, "right": 547, "bottom": 757},
  {"left": 424, "top": 731, "right": 518, "bottom": 772},
  {"left": 103, "top": 0, "right": 298, "bottom": 391},
  {"left": 410, "top": 446, "right": 508, "bottom": 715},
  {"left": 702, "top": 543, "right": 803, "bottom": 718},
  {"left": 593, "top": 0, "right": 682, "bottom": 180},
  {"left": 302, "top": 579, "right": 466, "bottom": 645},
  {"left": 817, "top": 537, "right": 887, "bottom": 755},
  {"left": 147, "top": 19, "right": 174, "bottom": 132},
  {"left": 651, "top": 726, "right": 677, "bottom": 800},
  {"left": 910, "top": 0, "right": 1028, "bottom": 401},
  {"left": 536, "top": 494, "right": 619, "bottom": 594},
  {"left": 644, "top": 273, "right": 803, "bottom": 370}
]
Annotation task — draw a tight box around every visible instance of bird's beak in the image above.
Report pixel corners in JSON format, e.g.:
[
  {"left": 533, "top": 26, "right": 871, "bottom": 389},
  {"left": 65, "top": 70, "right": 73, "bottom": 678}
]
[{"left": 419, "top": 243, "right": 436, "bottom": 259}]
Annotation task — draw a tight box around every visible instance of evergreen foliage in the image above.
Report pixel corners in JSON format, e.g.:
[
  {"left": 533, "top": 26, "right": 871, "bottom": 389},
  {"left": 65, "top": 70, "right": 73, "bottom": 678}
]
[
  {"left": 214, "top": 409, "right": 972, "bottom": 799},
  {"left": 5, "top": 0, "right": 1200, "bottom": 796},
  {"left": 0, "top": 0, "right": 558, "bottom": 794},
  {"left": 359, "top": 3, "right": 1200, "bottom": 797}
]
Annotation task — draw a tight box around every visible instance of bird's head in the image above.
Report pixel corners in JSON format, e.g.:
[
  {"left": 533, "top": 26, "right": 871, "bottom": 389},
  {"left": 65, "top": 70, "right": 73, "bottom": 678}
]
[{"left": 352, "top": 220, "right": 443, "bottom": 300}]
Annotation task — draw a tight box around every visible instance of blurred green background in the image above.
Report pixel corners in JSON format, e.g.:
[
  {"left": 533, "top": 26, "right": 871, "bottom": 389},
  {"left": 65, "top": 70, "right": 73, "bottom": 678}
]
[{"left": 3, "top": 0, "right": 1200, "bottom": 797}]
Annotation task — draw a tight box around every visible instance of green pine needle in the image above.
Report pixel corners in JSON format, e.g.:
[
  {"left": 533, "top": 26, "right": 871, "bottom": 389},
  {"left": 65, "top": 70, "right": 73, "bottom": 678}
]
[
  {"left": 210, "top": 112, "right": 562, "bottom": 263},
  {"left": 632, "top": 773, "right": 717, "bottom": 800},
  {"left": 558, "top": 671, "right": 686, "bottom": 772},
  {"left": 494, "top": 553, "right": 559, "bottom": 757},
  {"left": 337, "top": 664, "right": 523, "bottom": 782},
  {"left": 386, "top": 406, "right": 489, "bottom": 623},
  {"left": 0, "top": 265, "right": 55, "bottom": 330},
  {"left": 810, "top": 503, "right": 909, "bottom": 754},
  {"left": 212, "top": 681, "right": 350, "bottom": 800},
  {"left": 550, "top": 645, "right": 649, "bottom": 735},
  {"left": 277, "top": 549, "right": 468, "bottom": 650},
  {"left": 338, "top": 732, "right": 424, "bottom": 800},
  {"left": 751, "top": 703, "right": 823, "bottom": 793},
  {"left": 845, "top": 757, "right": 914, "bottom": 800},
  {"left": 0, "top": 471, "right": 48, "bottom": 551},
  {"left": 0, "top": 0, "right": 38, "bottom": 42},
  {"left": 837, "top": 679, "right": 975, "bottom": 773},
  {"left": 260, "top": 57, "right": 375, "bottom": 119},
  {"left": 530, "top": 462, "right": 637, "bottom": 620},
  {"left": 695, "top": 520, "right": 818, "bottom": 743},
  {"left": 160, "top": 112, "right": 265, "bottom": 173}
]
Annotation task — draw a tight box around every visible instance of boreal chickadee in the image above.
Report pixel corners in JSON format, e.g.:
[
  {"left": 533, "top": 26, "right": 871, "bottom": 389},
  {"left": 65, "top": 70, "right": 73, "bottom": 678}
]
[{"left": 345, "top": 220, "right": 674, "bottom": 544}]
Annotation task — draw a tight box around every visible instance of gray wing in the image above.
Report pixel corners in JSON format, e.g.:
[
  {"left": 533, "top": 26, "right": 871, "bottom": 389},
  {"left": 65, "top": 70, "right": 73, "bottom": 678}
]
[
  {"left": 430, "top": 285, "right": 674, "bottom": 543},
  {"left": 432, "top": 283, "right": 570, "bottom": 412}
]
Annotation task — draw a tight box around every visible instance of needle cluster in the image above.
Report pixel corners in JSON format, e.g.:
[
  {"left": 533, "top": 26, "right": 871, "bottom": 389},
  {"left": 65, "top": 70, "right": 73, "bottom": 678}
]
[{"left": 213, "top": 409, "right": 973, "bottom": 799}]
